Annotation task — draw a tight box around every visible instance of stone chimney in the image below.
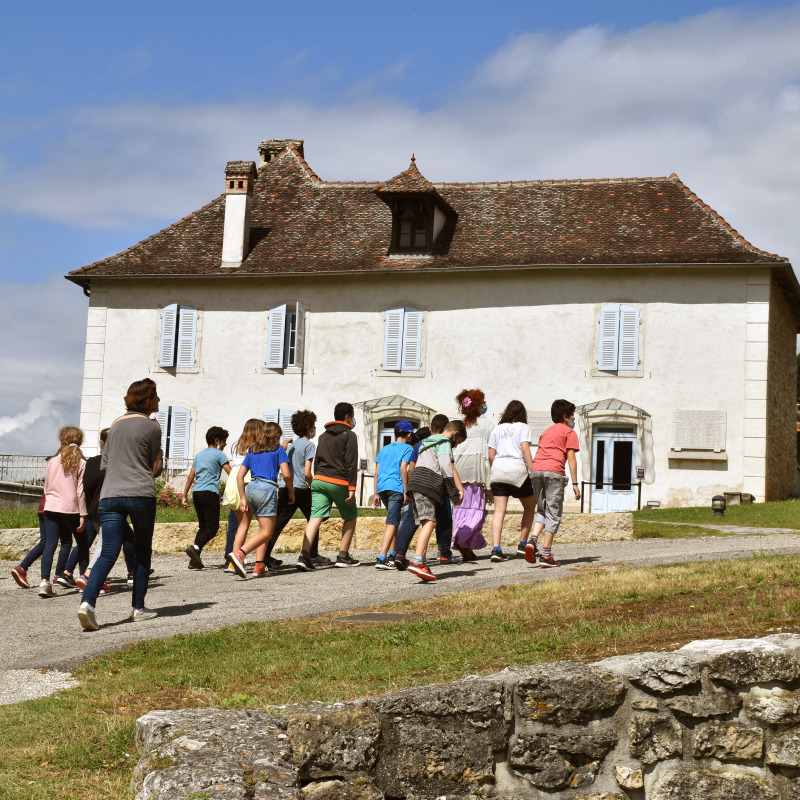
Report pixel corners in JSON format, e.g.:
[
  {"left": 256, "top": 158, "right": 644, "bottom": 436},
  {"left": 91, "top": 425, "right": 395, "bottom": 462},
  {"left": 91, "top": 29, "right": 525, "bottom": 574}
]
[
  {"left": 220, "top": 161, "right": 257, "bottom": 269},
  {"left": 258, "top": 139, "right": 304, "bottom": 166}
]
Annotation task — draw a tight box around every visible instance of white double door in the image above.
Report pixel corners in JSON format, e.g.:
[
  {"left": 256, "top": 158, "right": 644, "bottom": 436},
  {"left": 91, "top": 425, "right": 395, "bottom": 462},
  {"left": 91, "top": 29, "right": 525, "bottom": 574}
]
[{"left": 590, "top": 426, "right": 637, "bottom": 513}]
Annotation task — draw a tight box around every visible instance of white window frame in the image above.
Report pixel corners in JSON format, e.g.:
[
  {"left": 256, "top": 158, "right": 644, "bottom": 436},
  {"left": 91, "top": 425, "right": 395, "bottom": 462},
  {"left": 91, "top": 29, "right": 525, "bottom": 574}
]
[
  {"left": 376, "top": 306, "right": 427, "bottom": 377},
  {"left": 592, "top": 303, "right": 645, "bottom": 378},
  {"left": 155, "top": 303, "right": 202, "bottom": 373},
  {"left": 263, "top": 302, "right": 306, "bottom": 372}
]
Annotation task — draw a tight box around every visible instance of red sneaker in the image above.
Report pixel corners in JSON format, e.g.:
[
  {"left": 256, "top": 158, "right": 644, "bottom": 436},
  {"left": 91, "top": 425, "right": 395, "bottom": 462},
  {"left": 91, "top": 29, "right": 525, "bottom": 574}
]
[
  {"left": 99, "top": 581, "right": 112, "bottom": 595},
  {"left": 524, "top": 541, "right": 538, "bottom": 564},
  {"left": 229, "top": 549, "right": 247, "bottom": 578},
  {"left": 11, "top": 566, "right": 30, "bottom": 588},
  {"left": 75, "top": 574, "right": 88, "bottom": 590},
  {"left": 407, "top": 562, "right": 437, "bottom": 582},
  {"left": 539, "top": 554, "right": 561, "bottom": 568},
  {"left": 252, "top": 562, "right": 268, "bottom": 577}
]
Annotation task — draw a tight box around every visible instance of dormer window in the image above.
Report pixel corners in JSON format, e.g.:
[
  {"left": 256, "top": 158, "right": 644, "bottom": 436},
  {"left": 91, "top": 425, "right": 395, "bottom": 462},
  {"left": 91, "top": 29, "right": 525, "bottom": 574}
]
[{"left": 398, "top": 200, "right": 428, "bottom": 250}]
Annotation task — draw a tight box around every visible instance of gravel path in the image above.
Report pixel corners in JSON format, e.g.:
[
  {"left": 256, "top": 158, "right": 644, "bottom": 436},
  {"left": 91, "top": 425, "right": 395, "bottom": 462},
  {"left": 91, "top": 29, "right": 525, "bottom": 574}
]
[{"left": 2, "top": 533, "right": 800, "bottom": 703}]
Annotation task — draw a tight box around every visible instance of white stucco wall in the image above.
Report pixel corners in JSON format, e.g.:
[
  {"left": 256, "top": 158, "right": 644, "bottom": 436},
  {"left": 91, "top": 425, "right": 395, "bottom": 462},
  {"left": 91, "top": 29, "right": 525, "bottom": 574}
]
[{"left": 82, "top": 265, "right": 770, "bottom": 506}]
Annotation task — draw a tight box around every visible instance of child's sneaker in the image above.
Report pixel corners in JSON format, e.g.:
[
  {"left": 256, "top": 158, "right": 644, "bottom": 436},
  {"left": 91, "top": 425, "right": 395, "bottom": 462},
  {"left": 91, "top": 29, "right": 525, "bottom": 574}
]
[
  {"left": 335, "top": 554, "right": 361, "bottom": 568},
  {"left": 99, "top": 581, "right": 111, "bottom": 595},
  {"left": 252, "top": 562, "right": 268, "bottom": 577},
  {"left": 38, "top": 579, "right": 57, "bottom": 598},
  {"left": 228, "top": 549, "right": 247, "bottom": 578},
  {"left": 55, "top": 573, "right": 76, "bottom": 589},
  {"left": 439, "top": 555, "right": 462, "bottom": 566},
  {"left": 11, "top": 566, "right": 30, "bottom": 588},
  {"left": 296, "top": 552, "right": 316, "bottom": 572},
  {"left": 185, "top": 545, "right": 204, "bottom": 570},
  {"left": 78, "top": 602, "right": 99, "bottom": 631},
  {"left": 539, "top": 554, "right": 561, "bottom": 568},
  {"left": 524, "top": 541, "right": 539, "bottom": 564},
  {"left": 375, "top": 555, "right": 395, "bottom": 570},
  {"left": 393, "top": 555, "right": 409, "bottom": 571},
  {"left": 311, "top": 554, "right": 332, "bottom": 567},
  {"left": 75, "top": 573, "right": 88, "bottom": 590},
  {"left": 407, "top": 561, "right": 436, "bottom": 582},
  {"left": 490, "top": 548, "right": 508, "bottom": 562},
  {"left": 516, "top": 541, "right": 528, "bottom": 557}
]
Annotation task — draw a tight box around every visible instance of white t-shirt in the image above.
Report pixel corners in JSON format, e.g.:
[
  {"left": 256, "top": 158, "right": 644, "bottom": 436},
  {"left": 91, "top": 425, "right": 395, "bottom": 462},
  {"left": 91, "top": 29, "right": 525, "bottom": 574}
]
[{"left": 488, "top": 422, "right": 532, "bottom": 462}]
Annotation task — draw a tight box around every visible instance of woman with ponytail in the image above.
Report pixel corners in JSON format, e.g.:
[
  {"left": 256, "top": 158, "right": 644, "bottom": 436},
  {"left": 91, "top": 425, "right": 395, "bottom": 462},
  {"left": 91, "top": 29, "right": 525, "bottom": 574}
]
[
  {"left": 451, "top": 389, "right": 491, "bottom": 561},
  {"left": 37, "top": 426, "right": 88, "bottom": 597}
]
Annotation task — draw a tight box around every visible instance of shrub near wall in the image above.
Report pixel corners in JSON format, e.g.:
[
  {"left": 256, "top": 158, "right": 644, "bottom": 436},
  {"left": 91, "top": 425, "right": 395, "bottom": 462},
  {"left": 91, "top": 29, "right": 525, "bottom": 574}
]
[{"left": 133, "top": 634, "right": 800, "bottom": 800}]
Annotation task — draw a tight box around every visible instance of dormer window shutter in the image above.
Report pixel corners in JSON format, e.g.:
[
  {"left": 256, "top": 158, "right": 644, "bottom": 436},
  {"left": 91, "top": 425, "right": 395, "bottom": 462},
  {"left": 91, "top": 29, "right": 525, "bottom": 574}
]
[
  {"left": 176, "top": 306, "right": 198, "bottom": 368},
  {"left": 159, "top": 304, "right": 178, "bottom": 367},
  {"left": 618, "top": 305, "right": 640, "bottom": 370},
  {"left": 401, "top": 309, "right": 423, "bottom": 370},
  {"left": 266, "top": 305, "right": 287, "bottom": 368},
  {"left": 383, "top": 308, "right": 404, "bottom": 370},
  {"left": 598, "top": 304, "right": 620, "bottom": 370}
]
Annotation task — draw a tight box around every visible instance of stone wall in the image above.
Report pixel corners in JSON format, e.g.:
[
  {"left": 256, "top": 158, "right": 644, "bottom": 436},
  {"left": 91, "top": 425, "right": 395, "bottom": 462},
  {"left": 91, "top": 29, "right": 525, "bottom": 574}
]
[
  {"left": 132, "top": 634, "right": 800, "bottom": 799},
  {"left": 0, "top": 513, "right": 632, "bottom": 560},
  {"left": 0, "top": 480, "right": 43, "bottom": 510},
  {"left": 766, "top": 275, "right": 798, "bottom": 501}
]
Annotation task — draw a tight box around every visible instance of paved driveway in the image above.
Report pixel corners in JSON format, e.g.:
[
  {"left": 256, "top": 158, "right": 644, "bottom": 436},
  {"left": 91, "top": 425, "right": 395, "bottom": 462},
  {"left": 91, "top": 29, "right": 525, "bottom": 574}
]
[{"left": 2, "top": 533, "right": 799, "bottom": 672}]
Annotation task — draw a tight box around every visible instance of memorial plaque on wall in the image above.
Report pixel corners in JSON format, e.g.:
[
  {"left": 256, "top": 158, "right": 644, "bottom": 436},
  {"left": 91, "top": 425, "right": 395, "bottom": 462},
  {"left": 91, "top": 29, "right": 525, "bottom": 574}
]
[
  {"left": 672, "top": 410, "right": 726, "bottom": 452},
  {"left": 529, "top": 412, "right": 552, "bottom": 444}
]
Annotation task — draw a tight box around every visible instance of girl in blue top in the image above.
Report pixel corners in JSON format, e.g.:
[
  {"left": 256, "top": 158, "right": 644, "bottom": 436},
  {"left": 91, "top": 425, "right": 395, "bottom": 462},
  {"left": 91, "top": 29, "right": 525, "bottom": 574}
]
[{"left": 228, "top": 421, "right": 294, "bottom": 578}]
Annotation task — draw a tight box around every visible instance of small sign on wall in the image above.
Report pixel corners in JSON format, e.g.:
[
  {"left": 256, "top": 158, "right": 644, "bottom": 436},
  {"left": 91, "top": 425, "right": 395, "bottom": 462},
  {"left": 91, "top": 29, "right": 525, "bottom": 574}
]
[
  {"left": 359, "top": 458, "right": 368, "bottom": 471},
  {"left": 672, "top": 410, "right": 727, "bottom": 452},
  {"left": 528, "top": 412, "right": 552, "bottom": 444},
  {"left": 636, "top": 467, "right": 646, "bottom": 480}
]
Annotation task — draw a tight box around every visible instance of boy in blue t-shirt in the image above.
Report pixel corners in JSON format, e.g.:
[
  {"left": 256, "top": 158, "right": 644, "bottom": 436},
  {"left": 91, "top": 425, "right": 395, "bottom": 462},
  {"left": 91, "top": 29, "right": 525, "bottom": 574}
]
[
  {"left": 182, "top": 426, "right": 231, "bottom": 570},
  {"left": 374, "top": 421, "right": 414, "bottom": 569}
]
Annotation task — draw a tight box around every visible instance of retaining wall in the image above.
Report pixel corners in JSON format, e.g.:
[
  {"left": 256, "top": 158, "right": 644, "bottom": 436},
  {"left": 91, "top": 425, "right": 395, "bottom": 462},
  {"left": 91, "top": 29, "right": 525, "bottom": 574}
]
[
  {"left": 0, "top": 480, "right": 42, "bottom": 510},
  {"left": 0, "top": 513, "right": 632, "bottom": 560},
  {"left": 133, "top": 634, "right": 800, "bottom": 799}
]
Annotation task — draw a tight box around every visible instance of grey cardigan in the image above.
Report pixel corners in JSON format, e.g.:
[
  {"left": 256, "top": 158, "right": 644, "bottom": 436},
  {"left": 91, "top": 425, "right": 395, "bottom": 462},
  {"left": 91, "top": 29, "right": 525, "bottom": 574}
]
[{"left": 100, "top": 411, "right": 164, "bottom": 500}]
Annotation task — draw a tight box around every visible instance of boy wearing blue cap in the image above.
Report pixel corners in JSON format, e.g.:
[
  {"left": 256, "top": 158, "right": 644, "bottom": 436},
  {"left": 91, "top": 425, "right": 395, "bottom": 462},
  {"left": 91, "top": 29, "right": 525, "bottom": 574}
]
[{"left": 374, "top": 421, "right": 415, "bottom": 569}]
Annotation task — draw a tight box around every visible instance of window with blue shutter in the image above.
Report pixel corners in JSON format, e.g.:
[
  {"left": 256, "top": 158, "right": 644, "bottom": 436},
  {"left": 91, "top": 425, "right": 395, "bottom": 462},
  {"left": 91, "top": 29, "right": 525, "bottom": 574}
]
[
  {"left": 266, "top": 302, "right": 307, "bottom": 369},
  {"left": 598, "top": 304, "right": 640, "bottom": 372},
  {"left": 159, "top": 304, "right": 198, "bottom": 368},
  {"left": 383, "top": 307, "right": 423, "bottom": 371},
  {"left": 157, "top": 405, "right": 192, "bottom": 465}
]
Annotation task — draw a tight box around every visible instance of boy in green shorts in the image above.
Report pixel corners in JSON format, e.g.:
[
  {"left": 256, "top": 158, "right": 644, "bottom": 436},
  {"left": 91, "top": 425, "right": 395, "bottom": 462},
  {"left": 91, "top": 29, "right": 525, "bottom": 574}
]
[{"left": 297, "top": 402, "right": 361, "bottom": 571}]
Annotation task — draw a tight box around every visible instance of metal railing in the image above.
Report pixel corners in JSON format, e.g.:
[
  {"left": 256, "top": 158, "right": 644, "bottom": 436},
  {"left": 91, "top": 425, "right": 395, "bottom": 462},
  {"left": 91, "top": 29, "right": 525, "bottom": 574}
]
[
  {"left": 580, "top": 481, "right": 642, "bottom": 513},
  {"left": 0, "top": 454, "right": 49, "bottom": 485},
  {"left": 161, "top": 457, "right": 192, "bottom": 487}
]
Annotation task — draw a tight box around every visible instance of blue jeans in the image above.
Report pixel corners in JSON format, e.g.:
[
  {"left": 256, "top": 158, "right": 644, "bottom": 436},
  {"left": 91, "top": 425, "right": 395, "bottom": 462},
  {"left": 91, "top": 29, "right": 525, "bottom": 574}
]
[
  {"left": 378, "top": 490, "right": 405, "bottom": 527},
  {"left": 65, "top": 518, "right": 98, "bottom": 575},
  {"left": 395, "top": 498, "right": 453, "bottom": 558},
  {"left": 83, "top": 497, "right": 156, "bottom": 609},
  {"left": 20, "top": 513, "right": 47, "bottom": 571},
  {"left": 41, "top": 511, "right": 87, "bottom": 580}
]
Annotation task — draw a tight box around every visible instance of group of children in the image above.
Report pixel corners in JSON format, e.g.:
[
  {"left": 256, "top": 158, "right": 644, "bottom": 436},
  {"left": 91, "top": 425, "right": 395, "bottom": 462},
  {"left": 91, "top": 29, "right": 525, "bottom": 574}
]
[{"left": 179, "top": 395, "right": 580, "bottom": 583}]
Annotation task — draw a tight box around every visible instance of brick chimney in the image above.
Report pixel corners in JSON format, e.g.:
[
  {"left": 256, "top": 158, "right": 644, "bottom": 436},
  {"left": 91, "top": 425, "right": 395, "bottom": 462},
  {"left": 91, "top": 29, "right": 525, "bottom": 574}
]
[
  {"left": 258, "top": 139, "right": 304, "bottom": 166},
  {"left": 220, "top": 161, "right": 257, "bottom": 269}
]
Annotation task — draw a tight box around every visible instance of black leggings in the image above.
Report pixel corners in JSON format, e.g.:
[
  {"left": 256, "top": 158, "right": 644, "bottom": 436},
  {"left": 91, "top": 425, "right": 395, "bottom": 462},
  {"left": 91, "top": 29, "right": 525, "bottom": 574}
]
[
  {"left": 266, "top": 487, "right": 319, "bottom": 558},
  {"left": 41, "top": 511, "right": 88, "bottom": 580},
  {"left": 193, "top": 491, "right": 221, "bottom": 552}
]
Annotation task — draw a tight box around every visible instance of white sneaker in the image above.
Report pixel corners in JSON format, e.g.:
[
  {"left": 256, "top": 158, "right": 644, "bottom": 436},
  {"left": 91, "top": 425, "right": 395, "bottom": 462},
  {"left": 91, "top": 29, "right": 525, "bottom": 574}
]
[
  {"left": 131, "top": 608, "right": 158, "bottom": 622},
  {"left": 38, "top": 580, "right": 57, "bottom": 598},
  {"left": 78, "top": 602, "right": 99, "bottom": 631}
]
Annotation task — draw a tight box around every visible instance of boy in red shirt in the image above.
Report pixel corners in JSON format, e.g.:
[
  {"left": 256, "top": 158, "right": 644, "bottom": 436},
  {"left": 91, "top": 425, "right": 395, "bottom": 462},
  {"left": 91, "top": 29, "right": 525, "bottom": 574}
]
[{"left": 525, "top": 399, "right": 581, "bottom": 568}]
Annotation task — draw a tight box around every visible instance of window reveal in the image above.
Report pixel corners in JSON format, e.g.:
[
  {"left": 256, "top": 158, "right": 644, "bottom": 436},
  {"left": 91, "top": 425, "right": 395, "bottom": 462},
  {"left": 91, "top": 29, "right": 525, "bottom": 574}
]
[{"left": 396, "top": 200, "right": 429, "bottom": 251}]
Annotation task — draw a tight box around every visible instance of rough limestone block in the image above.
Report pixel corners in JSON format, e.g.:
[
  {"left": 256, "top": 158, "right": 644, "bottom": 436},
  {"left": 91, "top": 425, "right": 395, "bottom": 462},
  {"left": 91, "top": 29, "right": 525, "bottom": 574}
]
[
  {"left": 515, "top": 662, "right": 626, "bottom": 725},
  {"left": 508, "top": 729, "right": 616, "bottom": 789},
  {"left": 631, "top": 699, "right": 659, "bottom": 710},
  {"left": 743, "top": 687, "right": 800, "bottom": 725},
  {"left": 597, "top": 652, "right": 700, "bottom": 694},
  {"left": 576, "top": 793, "right": 629, "bottom": 800},
  {"left": 615, "top": 764, "right": 643, "bottom": 789},
  {"left": 132, "top": 708, "right": 299, "bottom": 800},
  {"left": 693, "top": 721, "right": 763, "bottom": 761},
  {"left": 679, "top": 635, "right": 800, "bottom": 686},
  {"left": 650, "top": 769, "right": 779, "bottom": 800},
  {"left": 301, "top": 778, "right": 384, "bottom": 800},
  {"left": 766, "top": 730, "right": 800, "bottom": 766},
  {"left": 286, "top": 706, "right": 381, "bottom": 778},
  {"left": 629, "top": 713, "right": 683, "bottom": 764},
  {"left": 665, "top": 681, "right": 741, "bottom": 718},
  {"left": 368, "top": 676, "right": 509, "bottom": 798}
]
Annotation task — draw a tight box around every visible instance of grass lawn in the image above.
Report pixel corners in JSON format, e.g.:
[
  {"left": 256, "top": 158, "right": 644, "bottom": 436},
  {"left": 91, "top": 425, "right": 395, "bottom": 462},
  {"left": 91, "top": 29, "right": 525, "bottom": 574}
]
[
  {"left": 3, "top": 553, "right": 800, "bottom": 799},
  {"left": 0, "top": 507, "right": 388, "bottom": 529},
  {"left": 634, "top": 499, "right": 800, "bottom": 529},
  {"left": 632, "top": 521, "right": 766, "bottom": 539}
]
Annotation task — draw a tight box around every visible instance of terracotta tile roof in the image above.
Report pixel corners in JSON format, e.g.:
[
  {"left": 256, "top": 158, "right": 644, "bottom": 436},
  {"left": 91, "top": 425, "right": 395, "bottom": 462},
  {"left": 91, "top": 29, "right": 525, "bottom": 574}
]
[
  {"left": 375, "top": 155, "right": 437, "bottom": 194},
  {"left": 69, "top": 146, "right": 789, "bottom": 281}
]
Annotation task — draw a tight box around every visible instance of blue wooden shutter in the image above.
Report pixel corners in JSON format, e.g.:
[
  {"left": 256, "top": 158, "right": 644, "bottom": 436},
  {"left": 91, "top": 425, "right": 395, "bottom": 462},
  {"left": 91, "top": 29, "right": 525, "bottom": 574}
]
[
  {"left": 155, "top": 407, "right": 169, "bottom": 456},
  {"left": 169, "top": 406, "right": 191, "bottom": 461},
  {"left": 176, "top": 306, "right": 198, "bottom": 368},
  {"left": 294, "top": 302, "right": 306, "bottom": 370},
  {"left": 383, "top": 308, "right": 403, "bottom": 370},
  {"left": 159, "top": 304, "right": 178, "bottom": 367},
  {"left": 401, "top": 308, "right": 423, "bottom": 370},
  {"left": 618, "top": 305, "right": 640, "bottom": 370},
  {"left": 266, "top": 305, "right": 287, "bottom": 368},
  {"left": 598, "top": 304, "right": 620, "bottom": 370}
]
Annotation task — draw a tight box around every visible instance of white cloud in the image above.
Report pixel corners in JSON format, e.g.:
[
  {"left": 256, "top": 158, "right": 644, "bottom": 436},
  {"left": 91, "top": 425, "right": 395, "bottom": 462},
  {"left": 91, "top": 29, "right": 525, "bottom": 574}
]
[
  {"left": 2, "top": 6, "right": 800, "bottom": 451},
  {"left": 0, "top": 392, "right": 57, "bottom": 436}
]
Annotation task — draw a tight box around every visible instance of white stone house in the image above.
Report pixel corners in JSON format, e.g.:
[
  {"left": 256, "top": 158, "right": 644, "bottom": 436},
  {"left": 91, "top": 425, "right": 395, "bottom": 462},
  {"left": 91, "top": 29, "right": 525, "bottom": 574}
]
[{"left": 68, "top": 139, "right": 800, "bottom": 509}]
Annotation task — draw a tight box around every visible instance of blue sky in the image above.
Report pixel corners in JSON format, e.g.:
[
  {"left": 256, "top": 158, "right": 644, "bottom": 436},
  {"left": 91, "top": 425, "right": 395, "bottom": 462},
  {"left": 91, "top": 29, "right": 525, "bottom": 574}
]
[{"left": 1, "top": 1, "right": 800, "bottom": 451}]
